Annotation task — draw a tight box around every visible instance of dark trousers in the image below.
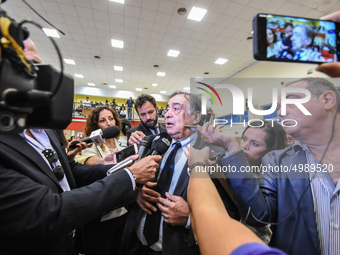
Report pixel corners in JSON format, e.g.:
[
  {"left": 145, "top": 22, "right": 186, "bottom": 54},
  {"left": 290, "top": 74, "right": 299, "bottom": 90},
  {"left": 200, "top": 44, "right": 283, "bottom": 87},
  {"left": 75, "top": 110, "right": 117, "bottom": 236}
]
[
  {"left": 83, "top": 213, "right": 128, "bottom": 255},
  {"left": 127, "top": 107, "right": 132, "bottom": 120},
  {"left": 127, "top": 231, "right": 162, "bottom": 255}
]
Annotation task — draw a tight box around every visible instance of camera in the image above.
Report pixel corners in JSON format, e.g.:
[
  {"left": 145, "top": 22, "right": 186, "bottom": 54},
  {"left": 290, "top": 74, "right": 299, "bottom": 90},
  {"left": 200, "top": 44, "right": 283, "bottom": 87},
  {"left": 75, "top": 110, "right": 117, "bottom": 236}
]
[
  {"left": 0, "top": 3, "right": 74, "bottom": 133},
  {"left": 253, "top": 13, "right": 340, "bottom": 64}
]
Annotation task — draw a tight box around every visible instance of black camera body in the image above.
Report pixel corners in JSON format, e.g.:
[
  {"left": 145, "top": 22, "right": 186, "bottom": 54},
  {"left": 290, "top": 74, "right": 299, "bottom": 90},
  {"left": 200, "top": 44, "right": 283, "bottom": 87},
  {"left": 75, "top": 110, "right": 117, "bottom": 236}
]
[{"left": 0, "top": 6, "right": 74, "bottom": 133}]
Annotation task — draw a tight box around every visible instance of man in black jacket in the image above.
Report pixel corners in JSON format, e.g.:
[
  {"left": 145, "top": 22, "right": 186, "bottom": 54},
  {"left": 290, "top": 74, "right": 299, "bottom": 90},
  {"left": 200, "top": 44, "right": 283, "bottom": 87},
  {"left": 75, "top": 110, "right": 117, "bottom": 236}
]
[
  {"left": 0, "top": 38, "right": 162, "bottom": 255},
  {"left": 127, "top": 94, "right": 166, "bottom": 145}
]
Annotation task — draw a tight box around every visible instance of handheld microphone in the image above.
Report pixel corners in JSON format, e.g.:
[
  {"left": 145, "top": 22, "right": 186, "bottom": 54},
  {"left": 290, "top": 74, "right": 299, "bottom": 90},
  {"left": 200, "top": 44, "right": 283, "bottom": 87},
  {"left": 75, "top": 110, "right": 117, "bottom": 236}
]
[
  {"left": 107, "top": 156, "right": 134, "bottom": 175},
  {"left": 69, "top": 125, "right": 120, "bottom": 149},
  {"left": 150, "top": 132, "right": 172, "bottom": 156},
  {"left": 135, "top": 135, "right": 156, "bottom": 162}
]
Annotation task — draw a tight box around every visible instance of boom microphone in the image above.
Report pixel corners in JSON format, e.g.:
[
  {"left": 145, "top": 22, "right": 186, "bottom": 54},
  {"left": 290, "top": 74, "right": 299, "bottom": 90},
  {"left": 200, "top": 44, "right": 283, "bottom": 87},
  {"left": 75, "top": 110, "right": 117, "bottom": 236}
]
[{"left": 69, "top": 125, "right": 120, "bottom": 149}]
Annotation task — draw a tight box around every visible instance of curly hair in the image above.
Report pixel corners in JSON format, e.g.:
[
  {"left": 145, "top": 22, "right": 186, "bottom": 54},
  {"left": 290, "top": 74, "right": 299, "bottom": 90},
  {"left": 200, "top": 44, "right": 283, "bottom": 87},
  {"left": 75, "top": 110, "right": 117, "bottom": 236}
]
[{"left": 84, "top": 107, "right": 122, "bottom": 147}]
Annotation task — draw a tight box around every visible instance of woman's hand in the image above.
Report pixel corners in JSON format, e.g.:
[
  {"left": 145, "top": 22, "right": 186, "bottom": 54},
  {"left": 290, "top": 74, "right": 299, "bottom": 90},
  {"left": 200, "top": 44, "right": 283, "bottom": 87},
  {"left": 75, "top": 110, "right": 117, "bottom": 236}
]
[
  {"left": 67, "top": 138, "right": 93, "bottom": 159},
  {"left": 197, "top": 123, "right": 240, "bottom": 151}
]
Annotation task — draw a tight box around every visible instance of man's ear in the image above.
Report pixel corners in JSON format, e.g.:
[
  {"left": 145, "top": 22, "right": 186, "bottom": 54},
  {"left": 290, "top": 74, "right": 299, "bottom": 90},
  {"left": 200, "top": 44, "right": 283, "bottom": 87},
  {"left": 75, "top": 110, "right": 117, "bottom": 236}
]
[
  {"left": 191, "top": 111, "right": 201, "bottom": 125},
  {"left": 321, "top": 91, "right": 337, "bottom": 111}
]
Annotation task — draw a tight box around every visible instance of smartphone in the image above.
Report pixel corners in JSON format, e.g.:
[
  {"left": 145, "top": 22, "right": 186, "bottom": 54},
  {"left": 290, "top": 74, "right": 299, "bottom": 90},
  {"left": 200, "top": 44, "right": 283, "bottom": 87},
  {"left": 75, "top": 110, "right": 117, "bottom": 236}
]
[
  {"left": 114, "top": 144, "right": 138, "bottom": 163},
  {"left": 253, "top": 13, "right": 340, "bottom": 64}
]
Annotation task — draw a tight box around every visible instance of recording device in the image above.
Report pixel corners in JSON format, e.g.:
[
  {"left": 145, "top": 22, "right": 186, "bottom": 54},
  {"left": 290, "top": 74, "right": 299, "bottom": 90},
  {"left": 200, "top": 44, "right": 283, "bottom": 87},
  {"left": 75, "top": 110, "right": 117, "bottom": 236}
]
[
  {"left": 135, "top": 135, "right": 155, "bottom": 162},
  {"left": 150, "top": 132, "right": 172, "bottom": 156},
  {"left": 253, "top": 13, "right": 340, "bottom": 64},
  {"left": 114, "top": 143, "right": 138, "bottom": 163},
  {"left": 107, "top": 133, "right": 171, "bottom": 178},
  {"left": 68, "top": 126, "right": 120, "bottom": 149},
  {"left": 107, "top": 156, "right": 134, "bottom": 176},
  {"left": 0, "top": 3, "right": 74, "bottom": 133}
]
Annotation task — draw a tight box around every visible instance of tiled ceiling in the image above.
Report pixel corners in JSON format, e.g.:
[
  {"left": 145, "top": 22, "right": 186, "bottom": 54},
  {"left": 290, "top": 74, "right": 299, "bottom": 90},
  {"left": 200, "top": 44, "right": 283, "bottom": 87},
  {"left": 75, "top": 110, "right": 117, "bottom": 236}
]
[{"left": 3, "top": 0, "right": 340, "bottom": 95}]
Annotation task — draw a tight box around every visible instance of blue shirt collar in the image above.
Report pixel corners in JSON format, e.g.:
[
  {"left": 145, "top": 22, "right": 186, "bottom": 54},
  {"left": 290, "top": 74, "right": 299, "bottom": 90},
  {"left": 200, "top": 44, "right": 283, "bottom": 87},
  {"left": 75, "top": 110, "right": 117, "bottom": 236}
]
[{"left": 171, "top": 131, "right": 198, "bottom": 148}]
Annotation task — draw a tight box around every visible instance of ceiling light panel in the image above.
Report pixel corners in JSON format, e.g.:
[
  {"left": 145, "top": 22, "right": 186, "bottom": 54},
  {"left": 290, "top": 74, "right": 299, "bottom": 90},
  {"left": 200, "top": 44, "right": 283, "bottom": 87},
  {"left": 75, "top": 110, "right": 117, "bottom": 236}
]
[
  {"left": 115, "top": 79, "right": 123, "bottom": 83},
  {"left": 152, "top": 83, "right": 158, "bottom": 86},
  {"left": 74, "top": 74, "right": 84, "bottom": 78},
  {"left": 109, "top": 85, "right": 116, "bottom": 88},
  {"left": 109, "top": 0, "right": 124, "bottom": 3},
  {"left": 167, "top": 49, "right": 180, "bottom": 57},
  {"left": 64, "top": 59, "right": 76, "bottom": 65},
  {"left": 157, "top": 72, "right": 166, "bottom": 77},
  {"left": 160, "top": 91, "right": 167, "bottom": 94},
  {"left": 114, "top": 66, "right": 123, "bottom": 71},
  {"left": 87, "top": 83, "right": 95, "bottom": 86},
  {"left": 136, "top": 88, "right": 142, "bottom": 91},
  {"left": 187, "top": 7, "right": 207, "bottom": 22},
  {"left": 111, "top": 39, "right": 124, "bottom": 48},
  {"left": 215, "top": 58, "right": 228, "bottom": 65},
  {"left": 42, "top": 28, "right": 60, "bottom": 38}
]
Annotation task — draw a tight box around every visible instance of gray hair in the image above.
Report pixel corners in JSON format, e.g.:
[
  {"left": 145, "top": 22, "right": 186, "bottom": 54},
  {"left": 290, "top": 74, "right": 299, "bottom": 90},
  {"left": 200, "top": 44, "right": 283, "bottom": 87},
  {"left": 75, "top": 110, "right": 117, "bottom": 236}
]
[
  {"left": 169, "top": 91, "right": 201, "bottom": 116},
  {"left": 286, "top": 78, "right": 340, "bottom": 113},
  {"left": 294, "top": 24, "right": 315, "bottom": 48}
]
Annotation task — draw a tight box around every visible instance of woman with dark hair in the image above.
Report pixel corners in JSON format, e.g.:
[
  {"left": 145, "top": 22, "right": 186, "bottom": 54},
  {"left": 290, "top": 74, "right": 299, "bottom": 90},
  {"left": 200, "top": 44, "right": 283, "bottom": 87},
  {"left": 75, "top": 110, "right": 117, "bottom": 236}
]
[
  {"left": 238, "top": 120, "right": 285, "bottom": 243},
  {"left": 266, "top": 28, "right": 279, "bottom": 58},
  {"left": 197, "top": 120, "right": 286, "bottom": 244},
  {"left": 240, "top": 120, "right": 286, "bottom": 173},
  {"left": 81, "top": 107, "right": 128, "bottom": 255},
  {"left": 82, "top": 106, "right": 123, "bottom": 158}
]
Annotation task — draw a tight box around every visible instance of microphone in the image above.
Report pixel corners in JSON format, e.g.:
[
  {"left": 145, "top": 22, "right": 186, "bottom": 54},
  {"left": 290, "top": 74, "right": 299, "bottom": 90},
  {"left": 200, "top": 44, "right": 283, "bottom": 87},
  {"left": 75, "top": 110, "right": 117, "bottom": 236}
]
[
  {"left": 135, "top": 136, "right": 151, "bottom": 163},
  {"left": 69, "top": 125, "right": 120, "bottom": 149},
  {"left": 135, "top": 135, "right": 156, "bottom": 162},
  {"left": 107, "top": 156, "right": 134, "bottom": 175},
  {"left": 150, "top": 132, "right": 172, "bottom": 156}
]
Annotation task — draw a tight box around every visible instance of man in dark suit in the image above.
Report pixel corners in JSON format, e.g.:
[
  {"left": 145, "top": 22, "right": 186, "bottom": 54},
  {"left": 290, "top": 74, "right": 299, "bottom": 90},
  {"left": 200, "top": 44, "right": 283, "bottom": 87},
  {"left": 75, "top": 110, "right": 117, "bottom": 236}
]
[
  {"left": 0, "top": 129, "right": 161, "bottom": 255},
  {"left": 127, "top": 94, "right": 166, "bottom": 145},
  {"left": 120, "top": 92, "right": 238, "bottom": 255},
  {"left": 196, "top": 78, "right": 340, "bottom": 255},
  {"left": 0, "top": 38, "right": 162, "bottom": 254}
]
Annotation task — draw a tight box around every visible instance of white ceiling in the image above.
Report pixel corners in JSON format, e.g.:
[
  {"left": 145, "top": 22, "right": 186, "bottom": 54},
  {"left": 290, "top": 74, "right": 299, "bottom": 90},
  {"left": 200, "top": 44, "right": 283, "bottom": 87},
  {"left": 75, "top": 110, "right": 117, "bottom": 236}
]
[{"left": 3, "top": 0, "right": 340, "bottom": 96}]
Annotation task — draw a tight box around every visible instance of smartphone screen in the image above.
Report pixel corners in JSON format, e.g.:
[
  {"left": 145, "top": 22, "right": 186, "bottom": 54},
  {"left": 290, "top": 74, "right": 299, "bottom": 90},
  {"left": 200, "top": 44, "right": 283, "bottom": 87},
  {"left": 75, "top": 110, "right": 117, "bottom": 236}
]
[
  {"left": 115, "top": 144, "right": 138, "bottom": 163},
  {"left": 253, "top": 13, "right": 340, "bottom": 64}
]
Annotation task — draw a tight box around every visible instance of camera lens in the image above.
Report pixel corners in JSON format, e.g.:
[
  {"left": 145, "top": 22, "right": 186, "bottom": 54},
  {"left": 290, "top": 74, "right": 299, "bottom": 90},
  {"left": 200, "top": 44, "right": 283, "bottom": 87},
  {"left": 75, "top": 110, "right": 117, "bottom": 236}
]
[{"left": 0, "top": 112, "right": 16, "bottom": 131}]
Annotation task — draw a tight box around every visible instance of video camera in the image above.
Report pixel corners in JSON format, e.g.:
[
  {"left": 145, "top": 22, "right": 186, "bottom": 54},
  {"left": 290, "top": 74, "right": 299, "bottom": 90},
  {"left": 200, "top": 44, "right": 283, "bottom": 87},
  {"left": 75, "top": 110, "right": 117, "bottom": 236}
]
[{"left": 0, "top": 0, "right": 74, "bottom": 133}]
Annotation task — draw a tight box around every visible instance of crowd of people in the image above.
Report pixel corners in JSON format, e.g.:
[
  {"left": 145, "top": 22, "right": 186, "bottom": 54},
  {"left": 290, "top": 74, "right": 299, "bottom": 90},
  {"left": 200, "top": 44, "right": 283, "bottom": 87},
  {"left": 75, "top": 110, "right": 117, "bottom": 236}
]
[
  {"left": 75, "top": 96, "right": 169, "bottom": 122},
  {"left": 1, "top": 8, "right": 340, "bottom": 255},
  {"left": 75, "top": 98, "right": 130, "bottom": 120}
]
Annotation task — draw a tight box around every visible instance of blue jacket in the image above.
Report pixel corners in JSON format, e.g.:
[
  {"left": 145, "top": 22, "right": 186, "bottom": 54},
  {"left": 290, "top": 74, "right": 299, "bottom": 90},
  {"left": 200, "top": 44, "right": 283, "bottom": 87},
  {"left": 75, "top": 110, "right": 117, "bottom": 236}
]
[{"left": 219, "top": 147, "right": 320, "bottom": 255}]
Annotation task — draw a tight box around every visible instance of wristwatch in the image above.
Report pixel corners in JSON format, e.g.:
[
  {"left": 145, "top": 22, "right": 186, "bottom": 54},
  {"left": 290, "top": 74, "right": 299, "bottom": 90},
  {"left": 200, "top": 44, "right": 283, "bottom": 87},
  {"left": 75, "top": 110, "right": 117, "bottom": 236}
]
[{"left": 187, "top": 162, "right": 206, "bottom": 177}]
